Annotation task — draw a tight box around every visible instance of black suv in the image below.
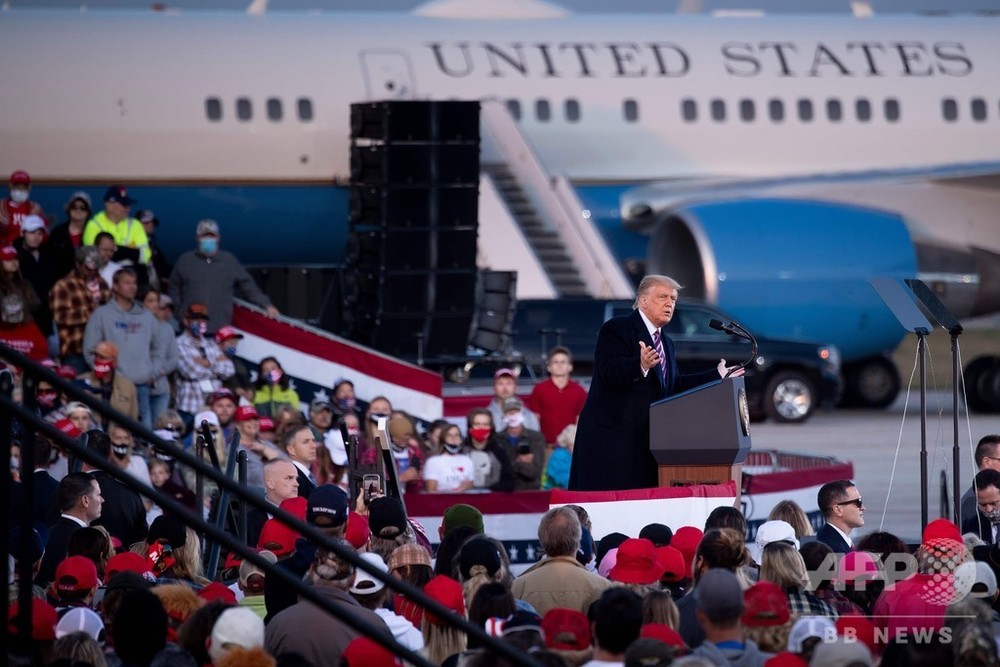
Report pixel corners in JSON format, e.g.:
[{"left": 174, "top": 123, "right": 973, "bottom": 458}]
[{"left": 511, "top": 299, "right": 842, "bottom": 424}]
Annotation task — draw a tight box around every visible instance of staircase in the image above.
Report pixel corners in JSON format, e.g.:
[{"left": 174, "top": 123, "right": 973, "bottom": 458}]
[{"left": 483, "top": 163, "right": 589, "bottom": 297}]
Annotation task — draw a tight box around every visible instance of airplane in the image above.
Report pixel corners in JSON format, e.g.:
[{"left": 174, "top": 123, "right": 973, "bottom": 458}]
[{"left": 1, "top": 4, "right": 999, "bottom": 409}]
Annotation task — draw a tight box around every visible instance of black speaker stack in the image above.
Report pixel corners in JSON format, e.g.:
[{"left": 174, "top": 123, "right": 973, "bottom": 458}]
[
  {"left": 343, "top": 101, "right": 481, "bottom": 359},
  {"left": 470, "top": 271, "right": 518, "bottom": 354}
]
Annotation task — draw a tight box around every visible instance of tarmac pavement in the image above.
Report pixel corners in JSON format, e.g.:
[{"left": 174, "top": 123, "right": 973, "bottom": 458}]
[{"left": 748, "top": 389, "right": 996, "bottom": 543}]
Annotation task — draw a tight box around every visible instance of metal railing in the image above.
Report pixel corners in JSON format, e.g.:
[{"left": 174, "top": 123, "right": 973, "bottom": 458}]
[{"left": 0, "top": 343, "right": 542, "bottom": 667}]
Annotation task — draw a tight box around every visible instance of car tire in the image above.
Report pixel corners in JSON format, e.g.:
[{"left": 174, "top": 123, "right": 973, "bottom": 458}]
[
  {"left": 965, "top": 356, "right": 1000, "bottom": 413},
  {"left": 842, "top": 357, "right": 900, "bottom": 409},
  {"left": 763, "top": 370, "right": 816, "bottom": 423}
]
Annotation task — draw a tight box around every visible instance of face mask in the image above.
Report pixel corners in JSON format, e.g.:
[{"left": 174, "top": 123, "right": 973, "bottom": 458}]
[
  {"left": 985, "top": 507, "right": 1000, "bottom": 524},
  {"left": 112, "top": 445, "right": 130, "bottom": 458},
  {"left": 469, "top": 427, "right": 492, "bottom": 442},
  {"left": 93, "top": 359, "right": 115, "bottom": 379},
  {"left": 444, "top": 443, "right": 464, "bottom": 455},
  {"left": 503, "top": 412, "right": 525, "bottom": 429},
  {"left": 369, "top": 412, "right": 389, "bottom": 423},
  {"left": 198, "top": 237, "right": 218, "bottom": 255},
  {"left": 37, "top": 391, "right": 58, "bottom": 408},
  {"left": 346, "top": 425, "right": 360, "bottom": 437},
  {"left": 154, "top": 450, "right": 174, "bottom": 463},
  {"left": 9, "top": 189, "right": 28, "bottom": 204},
  {"left": 266, "top": 368, "right": 282, "bottom": 384},
  {"left": 337, "top": 397, "right": 356, "bottom": 411},
  {"left": 190, "top": 321, "right": 208, "bottom": 337},
  {"left": 224, "top": 345, "right": 238, "bottom": 357}
]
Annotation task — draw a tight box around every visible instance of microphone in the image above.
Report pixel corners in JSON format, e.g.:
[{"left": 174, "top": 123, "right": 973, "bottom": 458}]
[
  {"left": 709, "top": 319, "right": 735, "bottom": 334},
  {"left": 710, "top": 318, "right": 758, "bottom": 377}
]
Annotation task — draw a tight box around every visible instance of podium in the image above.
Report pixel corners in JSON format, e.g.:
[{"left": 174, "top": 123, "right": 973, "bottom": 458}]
[{"left": 649, "top": 377, "right": 752, "bottom": 489}]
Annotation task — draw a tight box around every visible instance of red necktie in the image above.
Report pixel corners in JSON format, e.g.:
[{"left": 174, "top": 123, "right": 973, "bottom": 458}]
[{"left": 652, "top": 330, "right": 666, "bottom": 382}]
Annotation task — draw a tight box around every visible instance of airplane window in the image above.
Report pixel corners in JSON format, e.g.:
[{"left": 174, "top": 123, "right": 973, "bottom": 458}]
[
  {"left": 856, "top": 98, "right": 872, "bottom": 122},
  {"left": 205, "top": 97, "right": 222, "bottom": 122},
  {"left": 710, "top": 99, "right": 726, "bottom": 122},
  {"left": 768, "top": 99, "right": 784, "bottom": 122},
  {"left": 797, "top": 99, "right": 814, "bottom": 122},
  {"left": 971, "top": 98, "right": 987, "bottom": 121},
  {"left": 681, "top": 99, "right": 697, "bottom": 122},
  {"left": 942, "top": 98, "right": 958, "bottom": 122},
  {"left": 739, "top": 99, "right": 755, "bottom": 122},
  {"left": 297, "top": 98, "right": 314, "bottom": 122},
  {"left": 506, "top": 99, "right": 521, "bottom": 120},
  {"left": 266, "top": 98, "right": 282, "bottom": 121},
  {"left": 885, "top": 99, "right": 901, "bottom": 122},
  {"left": 565, "top": 99, "right": 580, "bottom": 122},
  {"left": 236, "top": 97, "right": 252, "bottom": 122},
  {"left": 826, "top": 99, "right": 842, "bottom": 122},
  {"left": 536, "top": 99, "right": 551, "bottom": 122},
  {"left": 623, "top": 99, "right": 639, "bottom": 122}
]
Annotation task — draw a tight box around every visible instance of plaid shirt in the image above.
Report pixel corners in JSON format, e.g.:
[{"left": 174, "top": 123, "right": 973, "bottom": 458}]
[
  {"left": 174, "top": 332, "right": 234, "bottom": 414},
  {"left": 786, "top": 587, "right": 839, "bottom": 619},
  {"left": 812, "top": 587, "right": 866, "bottom": 617},
  {"left": 49, "top": 269, "right": 110, "bottom": 357}
]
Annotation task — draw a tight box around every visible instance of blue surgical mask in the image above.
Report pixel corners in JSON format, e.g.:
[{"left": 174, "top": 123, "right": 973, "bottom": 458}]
[
  {"left": 337, "top": 397, "right": 356, "bottom": 411},
  {"left": 198, "top": 237, "right": 218, "bottom": 255}
]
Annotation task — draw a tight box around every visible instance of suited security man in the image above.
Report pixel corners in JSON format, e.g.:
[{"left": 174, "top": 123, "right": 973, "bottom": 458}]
[
  {"left": 569, "top": 275, "right": 742, "bottom": 491},
  {"left": 962, "top": 468, "right": 1000, "bottom": 545},
  {"left": 816, "top": 479, "right": 865, "bottom": 553},
  {"left": 36, "top": 472, "right": 104, "bottom": 587},
  {"left": 283, "top": 423, "right": 318, "bottom": 500}
]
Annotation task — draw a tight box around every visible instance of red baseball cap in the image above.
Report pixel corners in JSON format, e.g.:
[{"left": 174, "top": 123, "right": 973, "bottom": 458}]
[
  {"left": 656, "top": 545, "right": 687, "bottom": 584},
  {"left": 8, "top": 598, "right": 58, "bottom": 641},
  {"left": 54, "top": 555, "right": 99, "bottom": 594},
  {"left": 214, "top": 325, "right": 244, "bottom": 344},
  {"left": 345, "top": 511, "right": 370, "bottom": 550},
  {"left": 742, "top": 581, "right": 791, "bottom": 627},
  {"left": 343, "top": 636, "right": 403, "bottom": 667},
  {"left": 235, "top": 405, "right": 260, "bottom": 422},
  {"left": 257, "top": 518, "right": 299, "bottom": 557},
  {"left": 423, "top": 575, "right": 465, "bottom": 625},
  {"left": 0, "top": 246, "right": 16, "bottom": 261},
  {"left": 542, "top": 608, "right": 591, "bottom": 651},
  {"left": 279, "top": 496, "right": 308, "bottom": 522},
  {"left": 10, "top": 170, "right": 30, "bottom": 186},
  {"left": 609, "top": 538, "right": 664, "bottom": 585},
  {"left": 669, "top": 526, "right": 704, "bottom": 579},
  {"left": 640, "top": 623, "right": 687, "bottom": 651},
  {"left": 106, "top": 552, "right": 148, "bottom": 578},
  {"left": 258, "top": 416, "right": 276, "bottom": 432},
  {"left": 197, "top": 581, "right": 237, "bottom": 605}
]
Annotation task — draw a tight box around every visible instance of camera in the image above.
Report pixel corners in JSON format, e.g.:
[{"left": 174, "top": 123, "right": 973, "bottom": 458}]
[{"left": 517, "top": 442, "right": 531, "bottom": 456}]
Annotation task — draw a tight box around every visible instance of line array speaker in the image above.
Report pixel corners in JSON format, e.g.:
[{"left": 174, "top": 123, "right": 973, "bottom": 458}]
[{"left": 343, "top": 100, "right": 481, "bottom": 359}]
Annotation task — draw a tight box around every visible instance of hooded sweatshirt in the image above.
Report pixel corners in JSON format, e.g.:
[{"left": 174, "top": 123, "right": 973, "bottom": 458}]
[
  {"left": 692, "top": 639, "right": 772, "bottom": 667},
  {"left": 83, "top": 298, "right": 165, "bottom": 386}
]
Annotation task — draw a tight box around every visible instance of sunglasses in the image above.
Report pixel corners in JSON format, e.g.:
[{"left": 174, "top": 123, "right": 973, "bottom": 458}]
[{"left": 836, "top": 498, "right": 864, "bottom": 509}]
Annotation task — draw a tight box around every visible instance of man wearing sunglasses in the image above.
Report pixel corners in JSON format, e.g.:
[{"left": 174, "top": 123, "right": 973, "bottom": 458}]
[{"left": 816, "top": 479, "right": 865, "bottom": 554}]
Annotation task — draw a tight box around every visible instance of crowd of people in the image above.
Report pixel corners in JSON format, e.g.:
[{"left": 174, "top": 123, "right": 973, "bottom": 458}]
[
  {"left": 7, "top": 172, "right": 1000, "bottom": 667},
  {"left": 10, "top": 467, "right": 1000, "bottom": 667}
]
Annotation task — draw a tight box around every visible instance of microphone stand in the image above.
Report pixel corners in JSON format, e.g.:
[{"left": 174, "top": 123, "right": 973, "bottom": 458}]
[{"left": 717, "top": 322, "right": 758, "bottom": 379}]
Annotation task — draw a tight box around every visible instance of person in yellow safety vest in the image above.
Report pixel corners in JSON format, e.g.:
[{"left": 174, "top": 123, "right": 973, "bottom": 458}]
[{"left": 82, "top": 185, "right": 151, "bottom": 266}]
